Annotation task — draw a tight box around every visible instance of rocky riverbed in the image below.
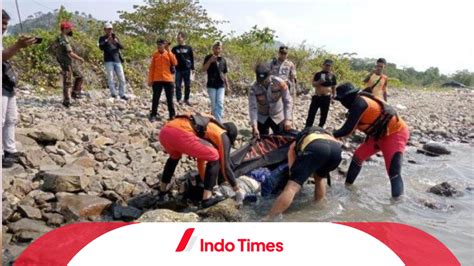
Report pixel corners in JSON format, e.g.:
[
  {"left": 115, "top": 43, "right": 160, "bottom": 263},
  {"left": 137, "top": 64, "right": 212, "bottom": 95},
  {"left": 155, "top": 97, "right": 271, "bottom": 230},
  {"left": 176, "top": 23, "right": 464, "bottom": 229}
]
[{"left": 2, "top": 87, "right": 473, "bottom": 261}]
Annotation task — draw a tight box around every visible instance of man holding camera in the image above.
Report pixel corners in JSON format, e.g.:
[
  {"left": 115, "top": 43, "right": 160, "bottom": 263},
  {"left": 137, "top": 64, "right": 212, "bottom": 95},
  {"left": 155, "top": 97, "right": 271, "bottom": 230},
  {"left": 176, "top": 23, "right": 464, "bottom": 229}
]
[
  {"left": 305, "top": 59, "right": 337, "bottom": 128},
  {"left": 99, "top": 22, "right": 128, "bottom": 100},
  {"left": 55, "top": 21, "right": 85, "bottom": 108},
  {"left": 2, "top": 10, "right": 37, "bottom": 168}
]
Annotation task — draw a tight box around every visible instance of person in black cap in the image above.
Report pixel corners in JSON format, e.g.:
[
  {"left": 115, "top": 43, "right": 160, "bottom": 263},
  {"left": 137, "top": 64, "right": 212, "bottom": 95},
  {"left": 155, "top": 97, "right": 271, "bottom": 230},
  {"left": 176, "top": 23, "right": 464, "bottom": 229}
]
[
  {"left": 305, "top": 59, "right": 337, "bottom": 128},
  {"left": 332, "top": 83, "right": 409, "bottom": 198},
  {"left": 249, "top": 63, "right": 293, "bottom": 138}
]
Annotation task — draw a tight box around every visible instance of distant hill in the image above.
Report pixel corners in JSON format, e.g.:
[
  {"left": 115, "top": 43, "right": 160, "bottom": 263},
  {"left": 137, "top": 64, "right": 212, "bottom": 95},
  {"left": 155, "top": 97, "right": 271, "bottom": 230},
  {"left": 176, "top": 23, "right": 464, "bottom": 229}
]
[{"left": 7, "top": 10, "right": 100, "bottom": 34}]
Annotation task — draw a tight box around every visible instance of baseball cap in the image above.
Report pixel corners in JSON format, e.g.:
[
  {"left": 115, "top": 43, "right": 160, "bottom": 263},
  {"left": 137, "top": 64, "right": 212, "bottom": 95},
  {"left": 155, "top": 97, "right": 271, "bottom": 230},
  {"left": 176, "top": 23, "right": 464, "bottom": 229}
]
[
  {"left": 255, "top": 63, "right": 270, "bottom": 82},
  {"left": 104, "top": 22, "right": 113, "bottom": 29},
  {"left": 60, "top": 21, "right": 73, "bottom": 30}
]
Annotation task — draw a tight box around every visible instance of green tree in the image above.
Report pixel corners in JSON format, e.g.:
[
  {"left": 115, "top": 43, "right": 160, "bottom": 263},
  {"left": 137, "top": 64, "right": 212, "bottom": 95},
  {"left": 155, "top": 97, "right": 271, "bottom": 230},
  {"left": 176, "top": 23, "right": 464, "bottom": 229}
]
[
  {"left": 451, "top": 69, "right": 474, "bottom": 86},
  {"left": 117, "top": 0, "right": 224, "bottom": 44},
  {"left": 237, "top": 25, "right": 277, "bottom": 46}
]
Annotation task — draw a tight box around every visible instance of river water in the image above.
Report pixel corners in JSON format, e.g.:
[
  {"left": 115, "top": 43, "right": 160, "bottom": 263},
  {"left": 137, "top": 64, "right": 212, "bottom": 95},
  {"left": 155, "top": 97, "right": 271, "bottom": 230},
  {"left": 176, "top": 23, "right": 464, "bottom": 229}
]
[{"left": 241, "top": 143, "right": 474, "bottom": 265}]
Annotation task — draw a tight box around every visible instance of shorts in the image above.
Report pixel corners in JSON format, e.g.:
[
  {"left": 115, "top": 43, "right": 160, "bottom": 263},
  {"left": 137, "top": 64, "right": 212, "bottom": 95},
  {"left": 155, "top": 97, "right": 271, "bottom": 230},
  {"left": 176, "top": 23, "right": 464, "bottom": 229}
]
[{"left": 289, "top": 139, "right": 342, "bottom": 186}]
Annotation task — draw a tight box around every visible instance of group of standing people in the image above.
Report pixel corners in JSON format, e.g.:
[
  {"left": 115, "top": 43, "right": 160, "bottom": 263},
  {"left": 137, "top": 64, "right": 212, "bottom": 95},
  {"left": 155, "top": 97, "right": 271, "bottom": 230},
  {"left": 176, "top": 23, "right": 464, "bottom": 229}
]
[{"left": 2, "top": 13, "right": 408, "bottom": 220}]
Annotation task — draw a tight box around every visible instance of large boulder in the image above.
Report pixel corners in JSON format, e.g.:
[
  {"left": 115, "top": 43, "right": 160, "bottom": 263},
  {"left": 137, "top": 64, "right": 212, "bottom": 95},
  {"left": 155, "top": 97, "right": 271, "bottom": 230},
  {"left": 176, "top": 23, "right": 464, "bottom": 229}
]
[
  {"left": 58, "top": 195, "right": 112, "bottom": 221},
  {"left": 137, "top": 209, "right": 200, "bottom": 222},
  {"left": 8, "top": 218, "right": 52, "bottom": 234},
  {"left": 196, "top": 199, "right": 242, "bottom": 222},
  {"left": 40, "top": 167, "right": 90, "bottom": 192},
  {"left": 28, "top": 126, "right": 65, "bottom": 144}
]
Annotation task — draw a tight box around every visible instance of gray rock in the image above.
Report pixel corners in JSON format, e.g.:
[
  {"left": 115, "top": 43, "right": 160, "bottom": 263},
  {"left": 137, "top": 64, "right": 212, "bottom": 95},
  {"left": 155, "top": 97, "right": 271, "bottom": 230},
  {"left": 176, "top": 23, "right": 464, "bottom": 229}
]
[
  {"left": 102, "top": 176, "right": 121, "bottom": 191},
  {"left": 3, "top": 244, "right": 26, "bottom": 262},
  {"left": 28, "top": 126, "right": 65, "bottom": 143},
  {"left": 3, "top": 204, "right": 14, "bottom": 223},
  {"left": 94, "top": 152, "right": 109, "bottom": 162},
  {"left": 8, "top": 218, "right": 52, "bottom": 234},
  {"left": 103, "top": 190, "right": 126, "bottom": 204},
  {"left": 58, "top": 195, "right": 112, "bottom": 221},
  {"left": 114, "top": 182, "right": 135, "bottom": 200},
  {"left": 422, "top": 142, "right": 451, "bottom": 155},
  {"left": 71, "top": 156, "right": 98, "bottom": 170},
  {"left": 128, "top": 193, "right": 158, "bottom": 210},
  {"left": 49, "top": 154, "right": 66, "bottom": 166},
  {"left": 111, "top": 204, "right": 142, "bottom": 221},
  {"left": 16, "top": 231, "right": 43, "bottom": 242},
  {"left": 17, "top": 205, "right": 42, "bottom": 219},
  {"left": 29, "top": 190, "right": 56, "bottom": 205},
  {"left": 2, "top": 173, "right": 14, "bottom": 190},
  {"left": 57, "top": 141, "right": 77, "bottom": 154},
  {"left": 2, "top": 164, "right": 26, "bottom": 179},
  {"left": 137, "top": 209, "right": 200, "bottom": 222},
  {"left": 3, "top": 232, "right": 13, "bottom": 245},
  {"left": 10, "top": 179, "right": 34, "bottom": 198},
  {"left": 25, "top": 149, "right": 56, "bottom": 168},
  {"left": 43, "top": 213, "right": 65, "bottom": 226},
  {"left": 197, "top": 198, "right": 242, "bottom": 222},
  {"left": 429, "top": 182, "right": 463, "bottom": 197},
  {"left": 40, "top": 167, "right": 90, "bottom": 192},
  {"left": 91, "top": 136, "right": 114, "bottom": 147}
]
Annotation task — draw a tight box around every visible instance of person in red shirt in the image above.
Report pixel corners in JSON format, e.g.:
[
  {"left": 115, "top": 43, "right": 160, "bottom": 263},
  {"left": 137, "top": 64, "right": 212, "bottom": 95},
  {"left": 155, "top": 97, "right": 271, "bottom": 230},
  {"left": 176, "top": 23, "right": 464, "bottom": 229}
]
[{"left": 148, "top": 38, "right": 178, "bottom": 122}]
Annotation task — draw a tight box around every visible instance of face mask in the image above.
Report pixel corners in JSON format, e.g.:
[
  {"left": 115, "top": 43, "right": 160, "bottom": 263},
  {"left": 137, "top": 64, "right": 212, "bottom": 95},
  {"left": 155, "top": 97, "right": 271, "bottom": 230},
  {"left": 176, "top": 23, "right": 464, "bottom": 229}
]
[{"left": 67, "top": 31, "right": 73, "bottom": 37}]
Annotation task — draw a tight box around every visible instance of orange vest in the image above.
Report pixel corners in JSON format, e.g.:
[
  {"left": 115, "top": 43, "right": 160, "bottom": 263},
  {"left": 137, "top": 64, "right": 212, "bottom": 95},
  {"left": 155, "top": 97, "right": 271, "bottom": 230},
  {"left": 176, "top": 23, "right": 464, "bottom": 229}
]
[
  {"left": 357, "top": 96, "right": 406, "bottom": 136},
  {"left": 165, "top": 115, "right": 228, "bottom": 181}
]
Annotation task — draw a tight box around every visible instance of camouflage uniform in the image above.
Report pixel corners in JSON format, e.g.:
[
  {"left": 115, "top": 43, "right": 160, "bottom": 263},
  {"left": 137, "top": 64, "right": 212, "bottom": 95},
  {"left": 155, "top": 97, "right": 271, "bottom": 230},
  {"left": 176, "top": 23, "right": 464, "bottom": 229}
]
[
  {"left": 55, "top": 34, "right": 83, "bottom": 103},
  {"left": 248, "top": 76, "right": 293, "bottom": 134}
]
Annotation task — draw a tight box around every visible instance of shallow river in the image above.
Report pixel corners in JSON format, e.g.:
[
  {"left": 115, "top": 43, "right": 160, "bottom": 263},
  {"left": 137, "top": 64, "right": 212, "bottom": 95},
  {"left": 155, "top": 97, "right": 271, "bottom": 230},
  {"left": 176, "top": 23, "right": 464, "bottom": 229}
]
[{"left": 241, "top": 143, "right": 473, "bottom": 265}]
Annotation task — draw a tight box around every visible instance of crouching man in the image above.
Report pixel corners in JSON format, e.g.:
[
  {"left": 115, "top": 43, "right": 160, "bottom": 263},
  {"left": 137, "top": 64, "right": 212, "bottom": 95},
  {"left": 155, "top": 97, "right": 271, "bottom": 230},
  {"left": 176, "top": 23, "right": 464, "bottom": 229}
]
[
  {"left": 264, "top": 127, "right": 342, "bottom": 220},
  {"left": 158, "top": 112, "right": 245, "bottom": 208}
]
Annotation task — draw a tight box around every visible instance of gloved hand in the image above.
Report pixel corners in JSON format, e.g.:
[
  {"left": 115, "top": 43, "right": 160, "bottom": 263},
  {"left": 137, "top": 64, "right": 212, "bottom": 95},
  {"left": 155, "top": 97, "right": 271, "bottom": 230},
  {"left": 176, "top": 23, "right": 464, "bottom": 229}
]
[{"left": 234, "top": 189, "right": 246, "bottom": 206}]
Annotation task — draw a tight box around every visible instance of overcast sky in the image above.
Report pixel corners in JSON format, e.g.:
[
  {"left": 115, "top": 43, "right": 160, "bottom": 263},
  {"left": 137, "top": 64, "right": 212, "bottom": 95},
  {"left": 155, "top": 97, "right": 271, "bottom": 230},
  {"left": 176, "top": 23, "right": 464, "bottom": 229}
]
[{"left": 2, "top": 0, "right": 473, "bottom": 74}]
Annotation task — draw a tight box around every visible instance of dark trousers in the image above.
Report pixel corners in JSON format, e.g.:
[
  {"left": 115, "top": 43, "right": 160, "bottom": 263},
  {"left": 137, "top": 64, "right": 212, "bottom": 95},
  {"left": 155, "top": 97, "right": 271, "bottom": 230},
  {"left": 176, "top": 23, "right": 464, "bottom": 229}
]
[
  {"left": 175, "top": 70, "right": 191, "bottom": 101},
  {"left": 258, "top": 118, "right": 283, "bottom": 135},
  {"left": 151, "top": 81, "right": 175, "bottom": 119},
  {"left": 60, "top": 63, "right": 83, "bottom": 102},
  {"left": 305, "top": 95, "right": 331, "bottom": 128}
]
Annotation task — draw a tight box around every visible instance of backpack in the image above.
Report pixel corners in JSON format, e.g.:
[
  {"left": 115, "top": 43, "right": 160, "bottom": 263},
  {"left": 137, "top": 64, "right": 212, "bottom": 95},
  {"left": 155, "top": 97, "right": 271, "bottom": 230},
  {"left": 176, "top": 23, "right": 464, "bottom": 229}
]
[
  {"left": 359, "top": 92, "right": 399, "bottom": 140},
  {"left": 175, "top": 113, "right": 226, "bottom": 138}
]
